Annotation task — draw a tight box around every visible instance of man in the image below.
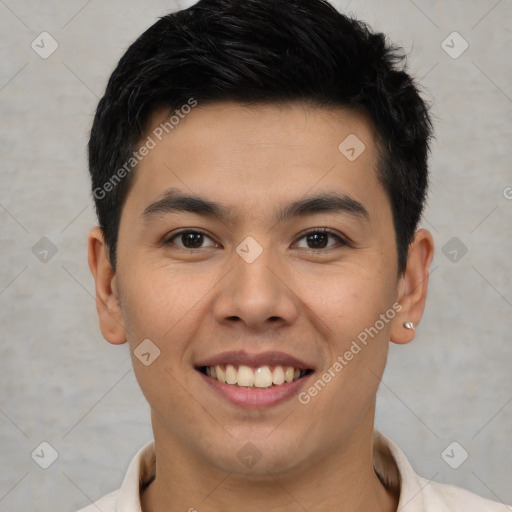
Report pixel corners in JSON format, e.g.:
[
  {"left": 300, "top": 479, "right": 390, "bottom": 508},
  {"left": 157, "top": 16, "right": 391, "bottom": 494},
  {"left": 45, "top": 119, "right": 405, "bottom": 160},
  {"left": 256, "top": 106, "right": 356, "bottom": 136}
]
[{"left": 81, "top": 0, "right": 508, "bottom": 510}]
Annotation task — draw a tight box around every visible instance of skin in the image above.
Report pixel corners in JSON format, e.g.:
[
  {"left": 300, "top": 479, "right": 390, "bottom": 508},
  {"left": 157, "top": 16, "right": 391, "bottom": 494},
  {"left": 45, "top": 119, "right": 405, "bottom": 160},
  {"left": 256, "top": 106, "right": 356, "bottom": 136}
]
[{"left": 88, "top": 101, "right": 434, "bottom": 512}]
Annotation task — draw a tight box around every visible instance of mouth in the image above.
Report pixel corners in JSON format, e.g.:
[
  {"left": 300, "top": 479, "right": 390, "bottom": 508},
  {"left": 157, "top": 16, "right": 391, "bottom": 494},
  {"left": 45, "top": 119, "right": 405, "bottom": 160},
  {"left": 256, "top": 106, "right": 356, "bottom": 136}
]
[
  {"left": 198, "top": 364, "right": 313, "bottom": 388},
  {"left": 194, "top": 351, "right": 315, "bottom": 408}
]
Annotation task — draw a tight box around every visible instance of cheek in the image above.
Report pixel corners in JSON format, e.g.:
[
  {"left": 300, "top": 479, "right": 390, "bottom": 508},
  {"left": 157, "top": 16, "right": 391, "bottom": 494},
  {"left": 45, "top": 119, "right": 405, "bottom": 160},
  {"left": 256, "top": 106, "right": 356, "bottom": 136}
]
[
  {"left": 117, "top": 261, "right": 230, "bottom": 399},
  {"left": 117, "top": 266, "right": 209, "bottom": 424},
  {"left": 300, "top": 263, "right": 397, "bottom": 342},
  {"left": 298, "top": 263, "right": 396, "bottom": 401},
  {"left": 119, "top": 263, "right": 212, "bottom": 340}
]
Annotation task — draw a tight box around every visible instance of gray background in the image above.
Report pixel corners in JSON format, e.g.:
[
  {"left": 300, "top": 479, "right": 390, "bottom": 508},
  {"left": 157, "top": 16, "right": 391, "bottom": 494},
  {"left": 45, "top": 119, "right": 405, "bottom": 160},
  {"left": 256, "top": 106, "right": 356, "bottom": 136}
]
[{"left": 0, "top": 0, "right": 511, "bottom": 510}]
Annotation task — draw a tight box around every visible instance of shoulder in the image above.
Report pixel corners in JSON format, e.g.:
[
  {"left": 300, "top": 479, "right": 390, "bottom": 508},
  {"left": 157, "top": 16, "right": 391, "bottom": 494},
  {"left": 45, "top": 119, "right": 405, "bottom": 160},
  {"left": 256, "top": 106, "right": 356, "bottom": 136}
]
[
  {"left": 373, "top": 430, "right": 509, "bottom": 512},
  {"left": 72, "top": 440, "right": 154, "bottom": 512},
  {"left": 418, "top": 476, "right": 510, "bottom": 511},
  {"left": 74, "top": 489, "right": 118, "bottom": 512}
]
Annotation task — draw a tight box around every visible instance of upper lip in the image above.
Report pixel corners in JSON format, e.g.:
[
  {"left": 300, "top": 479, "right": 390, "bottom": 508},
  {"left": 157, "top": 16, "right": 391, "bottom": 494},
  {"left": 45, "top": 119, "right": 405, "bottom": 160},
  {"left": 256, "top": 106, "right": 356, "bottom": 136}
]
[{"left": 195, "top": 350, "right": 314, "bottom": 370}]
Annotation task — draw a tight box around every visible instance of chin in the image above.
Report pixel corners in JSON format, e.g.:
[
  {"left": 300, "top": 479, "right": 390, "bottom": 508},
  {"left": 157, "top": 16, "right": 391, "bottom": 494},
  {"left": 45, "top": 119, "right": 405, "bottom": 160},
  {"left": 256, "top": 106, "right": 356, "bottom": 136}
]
[{"left": 201, "top": 430, "right": 315, "bottom": 478}]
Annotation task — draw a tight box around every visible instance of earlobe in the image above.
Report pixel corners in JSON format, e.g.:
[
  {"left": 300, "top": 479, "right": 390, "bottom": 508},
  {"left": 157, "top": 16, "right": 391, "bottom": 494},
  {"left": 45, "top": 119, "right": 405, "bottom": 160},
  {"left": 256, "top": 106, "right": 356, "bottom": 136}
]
[
  {"left": 87, "top": 227, "right": 127, "bottom": 345},
  {"left": 390, "top": 229, "right": 435, "bottom": 345}
]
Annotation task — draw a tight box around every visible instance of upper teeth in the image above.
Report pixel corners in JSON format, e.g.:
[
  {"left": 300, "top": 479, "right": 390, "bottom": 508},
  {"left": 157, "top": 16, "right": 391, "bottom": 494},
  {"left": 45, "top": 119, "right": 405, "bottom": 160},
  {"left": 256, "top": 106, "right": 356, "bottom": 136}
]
[{"left": 205, "top": 365, "right": 306, "bottom": 388}]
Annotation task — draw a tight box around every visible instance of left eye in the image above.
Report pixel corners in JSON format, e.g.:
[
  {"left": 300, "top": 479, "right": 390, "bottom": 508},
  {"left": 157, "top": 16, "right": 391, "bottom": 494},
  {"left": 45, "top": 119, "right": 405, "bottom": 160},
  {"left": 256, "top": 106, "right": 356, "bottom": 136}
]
[
  {"left": 166, "top": 231, "right": 218, "bottom": 249},
  {"left": 294, "top": 230, "right": 345, "bottom": 250}
]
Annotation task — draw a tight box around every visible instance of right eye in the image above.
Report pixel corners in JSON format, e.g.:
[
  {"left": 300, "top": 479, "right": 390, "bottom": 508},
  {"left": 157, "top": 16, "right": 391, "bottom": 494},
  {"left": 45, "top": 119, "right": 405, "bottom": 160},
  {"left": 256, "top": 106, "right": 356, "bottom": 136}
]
[{"left": 164, "top": 230, "right": 220, "bottom": 250}]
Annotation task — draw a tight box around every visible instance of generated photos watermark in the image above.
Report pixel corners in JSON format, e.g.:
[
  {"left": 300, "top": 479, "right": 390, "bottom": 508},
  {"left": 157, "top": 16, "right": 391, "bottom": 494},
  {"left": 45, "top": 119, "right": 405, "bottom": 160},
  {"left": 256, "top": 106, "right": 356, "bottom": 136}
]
[
  {"left": 298, "top": 302, "right": 403, "bottom": 405},
  {"left": 93, "top": 97, "right": 198, "bottom": 200}
]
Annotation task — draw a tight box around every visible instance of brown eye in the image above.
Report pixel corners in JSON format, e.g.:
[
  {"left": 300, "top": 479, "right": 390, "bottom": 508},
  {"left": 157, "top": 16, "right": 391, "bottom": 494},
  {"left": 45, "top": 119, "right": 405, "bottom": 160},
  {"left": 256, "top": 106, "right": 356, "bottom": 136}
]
[
  {"left": 166, "top": 230, "right": 218, "bottom": 249},
  {"left": 305, "top": 232, "right": 329, "bottom": 249},
  {"left": 295, "top": 229, "right": 346, "bottom": 250}
]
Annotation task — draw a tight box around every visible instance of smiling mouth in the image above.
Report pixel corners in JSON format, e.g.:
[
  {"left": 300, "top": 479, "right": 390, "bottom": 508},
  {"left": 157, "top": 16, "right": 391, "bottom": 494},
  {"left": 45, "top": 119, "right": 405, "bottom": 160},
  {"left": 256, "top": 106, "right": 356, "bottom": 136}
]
[{"left": 199, "top": 364, "right": 313, "bottom": 388}]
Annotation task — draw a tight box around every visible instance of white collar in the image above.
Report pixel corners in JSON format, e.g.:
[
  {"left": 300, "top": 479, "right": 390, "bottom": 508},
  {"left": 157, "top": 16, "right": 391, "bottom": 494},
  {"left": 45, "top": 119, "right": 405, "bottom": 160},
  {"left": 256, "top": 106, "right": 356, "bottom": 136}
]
[{"left": 107, "top": 429, "right": 506, "bottom": 512}]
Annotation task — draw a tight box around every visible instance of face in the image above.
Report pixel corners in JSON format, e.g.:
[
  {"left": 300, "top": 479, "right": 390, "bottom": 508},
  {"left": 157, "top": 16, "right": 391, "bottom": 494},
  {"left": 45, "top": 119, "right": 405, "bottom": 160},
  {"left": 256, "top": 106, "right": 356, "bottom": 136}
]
[{"left": 93, "top": 101, "right": 421, "bottom": 477}]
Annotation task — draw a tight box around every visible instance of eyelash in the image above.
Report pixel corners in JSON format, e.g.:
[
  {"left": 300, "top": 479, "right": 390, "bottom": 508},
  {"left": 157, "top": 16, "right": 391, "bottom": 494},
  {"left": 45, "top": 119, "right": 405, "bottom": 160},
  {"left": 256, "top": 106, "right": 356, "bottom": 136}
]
[{"left": 164, "top": 228, "right": 349, "bottom": 252}]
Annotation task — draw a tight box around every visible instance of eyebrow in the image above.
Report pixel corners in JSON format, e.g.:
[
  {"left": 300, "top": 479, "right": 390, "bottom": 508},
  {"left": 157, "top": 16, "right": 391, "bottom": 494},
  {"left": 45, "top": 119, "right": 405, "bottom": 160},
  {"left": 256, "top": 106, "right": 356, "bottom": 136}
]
[{"left": 141, "top": 187, "right": 369, "bottom": 224}]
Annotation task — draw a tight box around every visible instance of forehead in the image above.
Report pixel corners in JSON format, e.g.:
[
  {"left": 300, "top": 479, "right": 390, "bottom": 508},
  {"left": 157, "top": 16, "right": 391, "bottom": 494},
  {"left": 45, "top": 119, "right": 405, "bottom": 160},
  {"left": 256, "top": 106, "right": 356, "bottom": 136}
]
[
  {"left": 145, "top": 101, "right": 378, "bottom": 161},
  {"left": 125, "top": 101, "right": 388, "bottom": 224}
]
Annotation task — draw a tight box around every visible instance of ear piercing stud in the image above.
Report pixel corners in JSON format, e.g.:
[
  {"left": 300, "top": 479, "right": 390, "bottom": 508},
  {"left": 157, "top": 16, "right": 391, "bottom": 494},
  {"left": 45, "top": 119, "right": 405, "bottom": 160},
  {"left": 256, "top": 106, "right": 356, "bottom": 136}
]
[{"left": 403, "top": 322, "right": 415, "bottom": 330}]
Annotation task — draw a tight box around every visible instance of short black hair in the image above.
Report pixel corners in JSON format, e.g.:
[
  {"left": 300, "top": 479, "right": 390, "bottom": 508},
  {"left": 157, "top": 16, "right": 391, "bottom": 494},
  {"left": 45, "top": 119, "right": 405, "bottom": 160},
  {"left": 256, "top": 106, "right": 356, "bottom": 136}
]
[{"left": 88, "top": 0, "right": 433, "bottom": 273}]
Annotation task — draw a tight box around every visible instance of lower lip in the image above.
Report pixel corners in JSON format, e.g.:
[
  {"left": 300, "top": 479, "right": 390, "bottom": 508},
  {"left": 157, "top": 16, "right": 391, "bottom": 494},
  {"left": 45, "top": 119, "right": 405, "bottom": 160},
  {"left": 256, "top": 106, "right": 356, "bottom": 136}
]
[{"left": 198, "top": 371, "right": 313, "bottom": 408}]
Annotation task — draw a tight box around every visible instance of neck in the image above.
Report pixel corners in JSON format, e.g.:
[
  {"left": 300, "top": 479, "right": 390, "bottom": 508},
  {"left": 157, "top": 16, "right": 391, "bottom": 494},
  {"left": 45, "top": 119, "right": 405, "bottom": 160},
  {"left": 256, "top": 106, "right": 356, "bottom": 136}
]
[{"left": 141, "top": 408, "right": 398, "bottom": 512}]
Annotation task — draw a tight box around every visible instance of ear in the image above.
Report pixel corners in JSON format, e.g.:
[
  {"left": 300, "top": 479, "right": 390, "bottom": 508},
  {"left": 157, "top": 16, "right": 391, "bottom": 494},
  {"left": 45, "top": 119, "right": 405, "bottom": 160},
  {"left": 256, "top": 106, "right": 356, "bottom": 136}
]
[
  {"left": 390, "top": 229, "right": 435, "bottom": 345},
  {"left": 87, "top": 226, "right": 127, "bottom": 345}
]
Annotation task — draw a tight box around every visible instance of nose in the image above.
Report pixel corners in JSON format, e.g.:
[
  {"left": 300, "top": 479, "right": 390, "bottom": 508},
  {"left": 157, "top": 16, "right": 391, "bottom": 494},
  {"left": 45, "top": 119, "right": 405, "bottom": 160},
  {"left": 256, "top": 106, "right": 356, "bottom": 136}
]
[{"left": 212, "top": 243, "right": 299, "bottom": 331}]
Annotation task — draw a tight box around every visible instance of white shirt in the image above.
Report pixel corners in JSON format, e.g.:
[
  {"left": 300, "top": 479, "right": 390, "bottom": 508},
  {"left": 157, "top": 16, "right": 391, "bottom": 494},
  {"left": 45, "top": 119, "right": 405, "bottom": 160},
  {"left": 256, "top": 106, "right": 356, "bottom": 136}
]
[{"left": 76, "top": 430, "right": 509, "bottom": 511}]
